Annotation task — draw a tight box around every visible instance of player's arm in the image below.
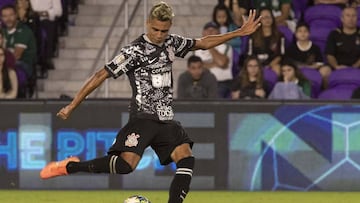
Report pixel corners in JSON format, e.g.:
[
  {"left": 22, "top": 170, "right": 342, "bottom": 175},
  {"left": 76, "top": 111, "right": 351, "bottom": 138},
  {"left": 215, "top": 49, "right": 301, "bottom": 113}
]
[
  {"left": 57, "top": 68, "right": 109, "bottom": 120},
  {"left": 193, "top": 9, "right": 261, "bottom": 50}
]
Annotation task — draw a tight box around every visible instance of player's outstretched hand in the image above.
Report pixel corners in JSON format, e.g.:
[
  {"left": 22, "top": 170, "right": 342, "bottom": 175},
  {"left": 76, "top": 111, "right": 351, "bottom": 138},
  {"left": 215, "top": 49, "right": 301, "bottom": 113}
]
[
  {"left": 56, "top": 105, "right": 73, "bottom": 120},
  {"left": 237, "top": 9, "right": 262, "bottom": 36}
]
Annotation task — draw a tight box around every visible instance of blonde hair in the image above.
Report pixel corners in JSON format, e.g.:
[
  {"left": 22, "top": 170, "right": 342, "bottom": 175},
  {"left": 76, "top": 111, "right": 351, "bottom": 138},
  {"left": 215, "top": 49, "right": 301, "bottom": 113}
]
[{"left": 149, "top": 1, "right": 174, "bottom": 21}]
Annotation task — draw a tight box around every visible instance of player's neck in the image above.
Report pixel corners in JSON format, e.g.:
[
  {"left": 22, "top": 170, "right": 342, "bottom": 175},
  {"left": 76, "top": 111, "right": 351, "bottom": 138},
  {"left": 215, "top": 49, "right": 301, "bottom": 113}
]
[{"left": 144, "top": 34, "right": 164, "bottom": 47}]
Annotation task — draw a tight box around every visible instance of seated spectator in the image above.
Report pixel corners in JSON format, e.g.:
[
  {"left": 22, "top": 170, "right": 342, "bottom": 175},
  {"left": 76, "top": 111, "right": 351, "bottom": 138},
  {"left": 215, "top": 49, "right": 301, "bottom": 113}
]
[
  {"left": 15, "top": 0, "right": 42, "bottom": 75},
  {"left": 244, "top": 0, "right": 296, "bottom": 31},
  {"left": 247, "top": 8, "right": 285, "bottom": 75},
  {"left": 231, "top": 55, "right": 269, "bottom": 99},
  {"left": 0, "top": 31, "right": 16, "bottom": 70},
  {"left": 285, "top": 22, "right": 332, "bottom": 86},
  {"left": 350, "top": 0, "right": 360, "bottom": 7},
  {"left": 1, "top": 5, "right": 37, "bottom": 79},
  {"left": 0, "top": 47, "right": 18, "bottom": 99},
  {"left": 325, "top": 7, "right": 360, "bottom": 69},
  {"left": 30, "top": 0, "right": 62, "bottom": 71},
  {"left": 212, "top": 3, "right": 243, "bottom": 76},
  {"left": 269, "top": 61, "right": 311, "bottom": 99},
  {"left": 218, "top": 0, "right": 250, "bottom": 27},
  {"left": 195, "top": 21, "right": 233, "bottom": 98},
  {"left": 177, "top": 55, "right": 218, "bottom": 99}
]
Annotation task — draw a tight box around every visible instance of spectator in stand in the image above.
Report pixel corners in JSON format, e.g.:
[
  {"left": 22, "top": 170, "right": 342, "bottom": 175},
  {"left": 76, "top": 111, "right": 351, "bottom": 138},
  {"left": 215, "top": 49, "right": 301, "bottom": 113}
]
[
  {"left": 177, "top": 55, "right": 218, "bottom": 99},
  {"left": 248, "top": 8, "right": 285, "bottom": 75},
  {"left": 350, "top": 0, "right": 360, "bottom": 7},
  {"left": 285, "top": 22, "right": 332, "bottom": 86},
  {"left": 231, "top": 55, "right": 269, "bottom": 99},
  {"left": 0, "top": 31, "right": 16, "bottom": 70},
  {"left": 325, "top": 7, "right": 360, "bottom": 69},
  {"left": 30, "top": 0, "right": 62, "bottom": 71},
  {"left": 269, "top": 61, "right": 311, "bottom": 99},
  {"left": 246, "top": 0, "right": 296, "bottom": 31},
  {"left": 218, "top": 0, "right": 250, "bottom": 27},
  {"left": 195, "top": 21, "right": 233, "bottom": 98},
  {"left": 15, "top": 0, "right": 42, "bottom": 76},
  {"left": 1, "top": 5, "right": 37, "bottom": 79},
  {"left": 212, "top": 3, "right": 243, "bottom": 76},
  {"left": 0, "top": 47, "right": 18, "bottom": 99}
]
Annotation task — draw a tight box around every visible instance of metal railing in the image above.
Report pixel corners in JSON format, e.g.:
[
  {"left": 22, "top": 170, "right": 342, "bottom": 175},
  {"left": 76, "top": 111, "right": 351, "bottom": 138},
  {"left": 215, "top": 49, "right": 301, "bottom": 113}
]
[{"left": 90, "top": 0, "right": 146, "bottom": 98}]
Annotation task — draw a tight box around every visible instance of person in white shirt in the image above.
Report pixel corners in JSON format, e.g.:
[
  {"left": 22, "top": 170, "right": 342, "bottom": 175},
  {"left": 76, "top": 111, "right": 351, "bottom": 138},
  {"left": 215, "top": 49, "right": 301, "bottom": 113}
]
[
  {"left": 195, "top": 21, "right": 234, "bottom": 98},
  {"left": 30, "top": 0, "right": 62, "bottom": 71}
]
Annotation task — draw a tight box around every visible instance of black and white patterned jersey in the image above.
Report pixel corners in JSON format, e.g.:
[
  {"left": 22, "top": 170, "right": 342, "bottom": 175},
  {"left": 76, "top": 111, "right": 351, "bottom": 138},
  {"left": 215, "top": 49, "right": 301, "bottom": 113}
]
[{"left": 105, "top": 34, "right": 195, "bottom": 121}]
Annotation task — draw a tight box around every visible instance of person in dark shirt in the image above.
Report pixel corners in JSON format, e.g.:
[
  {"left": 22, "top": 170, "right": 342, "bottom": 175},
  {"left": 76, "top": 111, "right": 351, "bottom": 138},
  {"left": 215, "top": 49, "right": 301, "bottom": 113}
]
[
  {"left": 325, "top": 7, "right": 360, "bottom": 69},
  {"left": 177, "top": 55, "right": 217, "bottom": 99},
  {"left": 39, "top": 2, "right": 261, "bottom": 203},
  {"left": 286, "top": 22, "right": 332, "bottom": 85},
  {"left": 231, "top": 55, "right": 269, "bottom": 99},
  {"left": 248, "top": 7, "right": 285, "bottom": 75}
]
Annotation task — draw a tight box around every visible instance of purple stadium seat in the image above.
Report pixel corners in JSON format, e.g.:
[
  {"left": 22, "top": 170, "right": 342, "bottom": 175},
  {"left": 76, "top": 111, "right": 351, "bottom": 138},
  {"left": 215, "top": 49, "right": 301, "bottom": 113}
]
[
  {"left": 318, "top": 85, "right": 358, "bottom": 100},
  {"left": 309, "top": 26, "right": 332, "bottom": 57},
  {"left": 300, "top": 67, "right": 322, "bottom": 98},
  {"left": 318, "top": 68, "right": 360, "bottom": 100},
  {"left": 304, "top": 4, "right": 342, "bottom": 28},
  {"left": 0, "top": 0, "right": 15, "bottom": 9},
  {"left": 292, "top": 0, "right": 309, "bottom": 20},
  {"left": 328, "top": 68, "right": 360, "bottom": 88},
  {"left": 263, "top": 67, "right": 278, "bottom": 91},
  {"left": 278, "top": 25, "right": 293, "bottom": 47}
]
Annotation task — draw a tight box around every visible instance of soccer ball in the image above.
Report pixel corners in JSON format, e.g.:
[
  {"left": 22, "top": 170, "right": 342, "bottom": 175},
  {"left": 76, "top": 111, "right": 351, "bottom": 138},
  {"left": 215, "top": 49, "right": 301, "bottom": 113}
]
[{"left": 124, "top": 195, "right": 151, "bottom": 203}]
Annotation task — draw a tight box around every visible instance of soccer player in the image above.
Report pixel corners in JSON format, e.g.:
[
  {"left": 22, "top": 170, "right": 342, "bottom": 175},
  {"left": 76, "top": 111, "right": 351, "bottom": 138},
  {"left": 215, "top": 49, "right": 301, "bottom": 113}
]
[{"left": 40, "top": 2, "right": 261, "bottom": 203}]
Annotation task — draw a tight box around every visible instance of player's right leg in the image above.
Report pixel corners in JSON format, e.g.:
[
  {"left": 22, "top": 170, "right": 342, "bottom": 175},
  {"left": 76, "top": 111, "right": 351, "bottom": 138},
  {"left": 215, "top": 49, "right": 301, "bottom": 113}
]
[
  {"left": 40, "top": 118, "right": 154, "bottom": 179},
  {"left": 40, "top": 152, "right": 140, "bottom": 179}
]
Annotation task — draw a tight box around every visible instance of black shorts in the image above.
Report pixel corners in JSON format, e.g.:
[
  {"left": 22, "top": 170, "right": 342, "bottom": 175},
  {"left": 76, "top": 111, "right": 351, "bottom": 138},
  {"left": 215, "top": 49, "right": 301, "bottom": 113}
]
[{"left": 108, "top": 118, "right": 193, "bottom": 165}]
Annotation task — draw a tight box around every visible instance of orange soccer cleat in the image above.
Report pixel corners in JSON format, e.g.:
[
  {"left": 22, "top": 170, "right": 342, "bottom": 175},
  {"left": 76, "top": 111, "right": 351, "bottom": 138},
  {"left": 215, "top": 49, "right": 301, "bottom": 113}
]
[{"left": 40, "top": 156, "right": 80, "bottom": 179}]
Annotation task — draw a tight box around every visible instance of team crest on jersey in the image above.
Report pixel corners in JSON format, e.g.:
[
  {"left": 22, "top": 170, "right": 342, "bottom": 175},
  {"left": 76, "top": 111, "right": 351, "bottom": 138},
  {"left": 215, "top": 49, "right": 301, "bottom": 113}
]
[{"left": 125, "top": 133, "right": 140, "bottom": 147}]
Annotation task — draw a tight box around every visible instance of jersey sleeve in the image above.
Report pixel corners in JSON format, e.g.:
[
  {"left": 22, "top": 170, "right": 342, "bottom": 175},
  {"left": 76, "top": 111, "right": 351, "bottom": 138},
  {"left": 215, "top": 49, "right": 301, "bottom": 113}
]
[
  {"left": 105, "top": 45, "right": 139, "bottom": 79},
  {"left": 171, "top": 34, "right": 195, "bottom": 58}
]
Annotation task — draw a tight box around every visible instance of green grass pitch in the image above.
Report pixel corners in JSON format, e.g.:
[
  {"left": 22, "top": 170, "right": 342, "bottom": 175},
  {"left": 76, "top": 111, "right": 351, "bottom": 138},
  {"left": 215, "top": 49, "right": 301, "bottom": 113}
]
[{"left": 1, "top": 190, "right": 360, "bottom": 203}]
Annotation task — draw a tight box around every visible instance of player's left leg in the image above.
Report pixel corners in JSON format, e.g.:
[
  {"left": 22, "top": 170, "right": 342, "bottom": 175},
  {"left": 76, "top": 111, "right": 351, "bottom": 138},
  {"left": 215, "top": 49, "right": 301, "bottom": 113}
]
[{"left": 168, "top": 143, "right": 195, "bottom": 203}]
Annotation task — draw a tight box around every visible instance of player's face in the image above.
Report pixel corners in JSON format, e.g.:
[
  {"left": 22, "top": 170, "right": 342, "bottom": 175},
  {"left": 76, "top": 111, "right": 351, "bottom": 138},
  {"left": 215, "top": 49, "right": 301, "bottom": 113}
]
[
  {"left": 216, "top": 10, "right": 227, "bottom": 26},
  {"left": 146, "top": 18, "right": 171, "bottom": 45},
  {"left": 1, "top": 8, "right": 17, "bottom": 29},
  {"left": 188, "top": 61, "right": 203, "bottom": 80},
  {"left": 246, "top": 59, "right": 260, "bottom": 77},
  {"left": 341, "top": 8, "right": 357, "bottom": 29},
  {"left": 295, "top": 26, "right": 309, "bottom": 41}
]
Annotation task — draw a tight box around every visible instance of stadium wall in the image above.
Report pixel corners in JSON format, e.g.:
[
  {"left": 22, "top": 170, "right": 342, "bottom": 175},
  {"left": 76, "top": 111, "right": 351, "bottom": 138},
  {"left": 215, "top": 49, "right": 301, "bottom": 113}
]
[{"left": 1, "top": 100, "right": 360, "bottom": 191}]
